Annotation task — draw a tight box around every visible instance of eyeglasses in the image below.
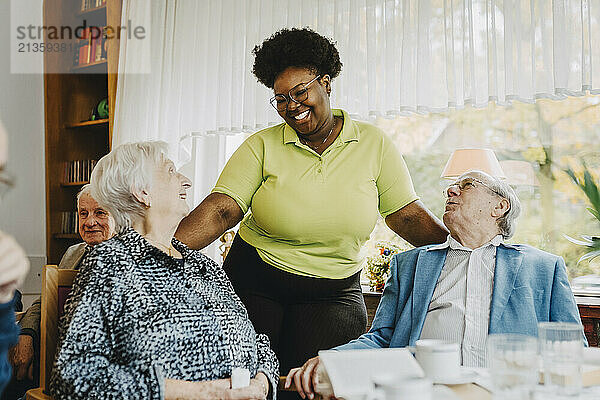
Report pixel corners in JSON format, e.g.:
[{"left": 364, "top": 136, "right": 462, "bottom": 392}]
[
  {"left": 0, "top": 169, "right": 15, "bottom": 200},
  {"left": 444, "top": 177, "right": 502, "bottom": 198},
  {"left": 270, "top": 75, "right": 321, "bottom": 112}
]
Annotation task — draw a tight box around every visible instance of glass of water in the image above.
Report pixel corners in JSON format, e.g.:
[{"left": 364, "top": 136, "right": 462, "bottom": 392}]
[
  {"left": 538, "top": 322, "right": 584, "bottom": 397},
  {"left": 487, "top": 334, "right": 538, "bottom": 400}
]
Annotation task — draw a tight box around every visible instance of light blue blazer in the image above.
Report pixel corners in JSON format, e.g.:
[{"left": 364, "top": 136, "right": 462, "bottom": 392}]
[{"left": 336, "top": 243, "right": 586, "bottom": 350}]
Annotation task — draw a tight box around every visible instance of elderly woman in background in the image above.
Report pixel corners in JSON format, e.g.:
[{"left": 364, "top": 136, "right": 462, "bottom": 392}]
[
  {"left": 7, "top": 184, "right": 116, "bottom": 399},
  {"left": 50, "top": 142, "right": 278, "bottom": 400}
]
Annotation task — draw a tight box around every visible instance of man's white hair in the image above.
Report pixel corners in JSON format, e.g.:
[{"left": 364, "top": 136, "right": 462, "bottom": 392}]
[
  {"left": 90, "top": 141, "right": 169, "bottom": 231},
  {"left": 466, "top": 171, "right": 522, "bottom": 239}
]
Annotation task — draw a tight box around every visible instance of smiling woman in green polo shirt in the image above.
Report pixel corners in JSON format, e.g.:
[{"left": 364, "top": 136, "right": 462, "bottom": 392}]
[{"left": 176, "top": 28, "right": 448, "bottom": 379}]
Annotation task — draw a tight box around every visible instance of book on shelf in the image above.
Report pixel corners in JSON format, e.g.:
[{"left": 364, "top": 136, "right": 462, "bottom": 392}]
[
  {"left": 81, "top": 0, "right": 107, "bottom": 12},
  {"left": 78, "top": 42, "right": 90, "bottom": 65},
  {"left": 73, "top": 27, "right": 106, "bottom": 67},
  {"left": 93, "top": 34, "right": 103, "bottom": 62},
  {"left": 62, "top": 160, "right": 97, "bottom": 184},
  {"left": 60, "top": 211, "right": 78, "bottom": 234}
]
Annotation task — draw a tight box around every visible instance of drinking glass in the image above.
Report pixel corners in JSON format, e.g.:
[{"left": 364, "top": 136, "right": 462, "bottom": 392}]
[
  {"left": 538, "top": 322, "right": 584, "bottom": 397},
  {"left": 487, "top": 334, "right": 538, "bottom": 400}
]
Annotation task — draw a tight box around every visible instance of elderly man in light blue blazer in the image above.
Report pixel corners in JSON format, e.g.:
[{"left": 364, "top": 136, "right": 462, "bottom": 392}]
[{"left": 287, "top": 170, "right": 584, "bottom": 399}]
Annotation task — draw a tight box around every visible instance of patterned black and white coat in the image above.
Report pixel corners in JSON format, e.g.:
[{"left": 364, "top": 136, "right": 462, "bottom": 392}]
[{"left": 50, "top": 227, "right": 279, "bottom": 399}]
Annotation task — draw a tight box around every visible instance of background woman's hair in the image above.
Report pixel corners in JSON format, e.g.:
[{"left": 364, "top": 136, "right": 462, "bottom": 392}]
[
  {"left": 76, "top": 183, "right": 92, "bottom": 203},
  {"left": 252, "top": 27, "right": 342, "bottom": 89},
  {"left": 90, "top": 141, "right": 168, "bottom": 231}
]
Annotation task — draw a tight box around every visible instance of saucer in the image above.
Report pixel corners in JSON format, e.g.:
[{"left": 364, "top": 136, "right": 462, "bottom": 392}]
[{"left": 432, "top": 369, "right": 478, "bottom": 385}]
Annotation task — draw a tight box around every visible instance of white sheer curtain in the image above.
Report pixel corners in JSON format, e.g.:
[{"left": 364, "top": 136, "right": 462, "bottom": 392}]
[
  {"left": 113, "top": 0, "right": 598, "bottom": 259},
  {"left": 114, "top": 0, "right": 599, "bottom": 163}
]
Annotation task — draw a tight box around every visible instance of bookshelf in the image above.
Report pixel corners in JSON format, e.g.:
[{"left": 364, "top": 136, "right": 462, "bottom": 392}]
[
  {"left": 71, "top": 60, "right": 108, "bottom": 72},
  {"left": 43, "top": 0, "right": 122, "bottom": 263},
  {"left": 60, "top": 182, "right": 89, "bottom": 187},
  {"left": 65, "top": 118, "right": 108, "bottom": 129},
  {"left": 77, "top": 4, "right": 107, "bottom": 16}
]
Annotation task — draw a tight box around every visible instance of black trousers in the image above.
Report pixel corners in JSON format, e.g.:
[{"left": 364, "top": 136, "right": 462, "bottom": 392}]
[{"left": 223, "top": 235, "right": 367, "bottom": 375}]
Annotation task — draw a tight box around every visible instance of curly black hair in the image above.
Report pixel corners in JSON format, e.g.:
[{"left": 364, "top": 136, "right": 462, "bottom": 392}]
[{"left": 252, "top": 28, "right": 343, "bottom": 89}]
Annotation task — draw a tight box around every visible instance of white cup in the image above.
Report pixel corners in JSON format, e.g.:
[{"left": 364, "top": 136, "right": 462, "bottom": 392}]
[
  {"left": 414, "top": 339, "right": 460, "bottom": 381},
  {"left": 367, "top": 375, "right": 432, "bottom": 400}
]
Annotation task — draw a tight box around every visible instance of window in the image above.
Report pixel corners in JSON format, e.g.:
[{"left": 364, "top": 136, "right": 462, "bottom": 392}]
[{"left": 367, "top": 95, "right": 600, "bottom": 282}]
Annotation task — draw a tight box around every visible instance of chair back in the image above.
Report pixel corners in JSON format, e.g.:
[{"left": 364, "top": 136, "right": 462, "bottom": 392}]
[
  {"left": 39, "top": 265, "right": 78, "bottom": 394},
  {"left": 15, "top": 311, "right": 26, "bottom": 322},
  {"left": 219, "top": 230, "right": 236, "bottom": 262}
]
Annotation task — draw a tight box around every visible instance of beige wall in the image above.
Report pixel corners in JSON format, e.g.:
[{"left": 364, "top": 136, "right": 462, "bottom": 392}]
[{"left": 0, "top": 1, "right": 46, "bottom": 309}]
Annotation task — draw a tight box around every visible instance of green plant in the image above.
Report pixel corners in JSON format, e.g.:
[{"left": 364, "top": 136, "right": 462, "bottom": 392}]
[{"left": 564, "top": 164, "right": 600, "bottom": 263}]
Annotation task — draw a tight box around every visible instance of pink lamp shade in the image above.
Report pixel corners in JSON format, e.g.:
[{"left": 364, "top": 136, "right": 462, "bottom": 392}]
[{"left": 441, "top": 149, "right": 506, "bottom": 180}]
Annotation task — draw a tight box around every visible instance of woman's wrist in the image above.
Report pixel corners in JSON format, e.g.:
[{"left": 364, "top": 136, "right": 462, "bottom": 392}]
[
  {"left": 255, "top": 372, "right": 270, "bottom": 398},
  {"left": 165, "top": 378, "right": 230, "bottom": 400},
  {"left": 257, "top": 380, "right": 268, "bottom": 397}
]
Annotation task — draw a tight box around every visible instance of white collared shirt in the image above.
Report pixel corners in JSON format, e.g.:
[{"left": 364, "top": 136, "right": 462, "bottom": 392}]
[{"left": 419, "top": 234, "right": 503, "bottom": 367}]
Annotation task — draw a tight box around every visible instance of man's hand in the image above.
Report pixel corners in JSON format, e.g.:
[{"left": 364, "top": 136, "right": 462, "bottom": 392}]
[
  {"left": 285, "top": 356, "right": 321, "bottom": 400},
  {"left": 0, "top": 231, "right": 29, "bottom": 303},
  {"left": 9, "top": 334, "right": 34, "bottom": 381}
]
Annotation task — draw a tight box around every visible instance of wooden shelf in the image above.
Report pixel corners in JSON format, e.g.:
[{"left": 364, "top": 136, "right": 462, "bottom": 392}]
[
  {"left": 77, "top": 4, "right": 106, "bottom": 16},
  {"left": 60, "top": 181, "right": 89, "bottom": 187},
  {"left": 53, "top": 233, "right": 80, "bottom": 240},
  {"left": 45, "top": 0, "right": 121, "bottom": 264},
  {"left": 71, "top": 60, "right": 107, "bottom": 72},
  {"left": 65, "top": 119, "right": 108, "bottom": 129}
]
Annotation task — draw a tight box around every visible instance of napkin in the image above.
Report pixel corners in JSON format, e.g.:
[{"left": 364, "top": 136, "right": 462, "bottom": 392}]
[{"left": 318, "top": 348, "right": 424, "bottom": 399}]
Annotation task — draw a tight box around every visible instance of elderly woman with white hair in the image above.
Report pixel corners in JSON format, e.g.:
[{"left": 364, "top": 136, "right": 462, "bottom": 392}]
[{"left": 50, "top": 142, "right": 278, "bottom": 400}]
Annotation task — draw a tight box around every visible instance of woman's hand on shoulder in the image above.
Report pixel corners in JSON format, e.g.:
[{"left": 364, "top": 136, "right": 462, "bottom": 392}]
[{"left": 285, "top": 356, "right": 321, "bottom": 399}]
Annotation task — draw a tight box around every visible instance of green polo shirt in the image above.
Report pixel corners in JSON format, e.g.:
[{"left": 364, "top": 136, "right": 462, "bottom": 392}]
[{"left": 212, "top": 109, "right": 418, "bottom": 279}]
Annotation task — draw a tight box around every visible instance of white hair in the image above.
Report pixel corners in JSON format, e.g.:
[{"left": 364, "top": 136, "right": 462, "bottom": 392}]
[
  {"left": 76, "top": 183, "right": 93, "bottom": 203},
  {"left": 467, "top": 171, "right": 522, "bottom": 239},
  {"left": 90, "top": 141, "right": 168, "bottom": 231}
]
